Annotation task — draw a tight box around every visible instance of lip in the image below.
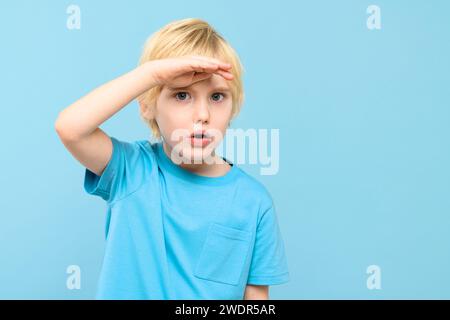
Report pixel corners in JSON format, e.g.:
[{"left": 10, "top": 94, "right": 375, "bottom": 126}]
[
  {"left": 188, "top": 129, "right": 214, "bottom": 147},
  {"left": 189, "top": 136, "right": 212, "bottom": 147},
  {"left": 190, "top": 129, "right": 210, "bottom": 138}
]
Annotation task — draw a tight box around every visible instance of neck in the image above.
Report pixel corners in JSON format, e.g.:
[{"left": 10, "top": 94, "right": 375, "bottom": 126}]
[{"left": 162, "top": 142, "right": 230, "bottom": 177}]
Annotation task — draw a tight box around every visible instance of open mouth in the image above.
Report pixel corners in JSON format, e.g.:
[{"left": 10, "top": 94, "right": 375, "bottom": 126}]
[
  {"left": 189, "top": 131, "right": 213, "bottom": 147},
  {"left": 191, "top": 133, "right": 208, "bottom": 139}
]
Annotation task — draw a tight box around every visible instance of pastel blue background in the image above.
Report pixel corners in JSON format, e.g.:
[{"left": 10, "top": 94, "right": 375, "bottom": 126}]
[{"left": 0, "top": 0, "right": 449, "bottom": 299}]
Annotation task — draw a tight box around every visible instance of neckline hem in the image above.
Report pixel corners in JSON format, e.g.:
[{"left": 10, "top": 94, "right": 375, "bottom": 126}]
[{"left": 149, "top": 141, "right": 239, "bottom": 186}]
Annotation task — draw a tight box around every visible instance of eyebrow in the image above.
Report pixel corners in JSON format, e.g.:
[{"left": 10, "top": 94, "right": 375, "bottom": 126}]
[{"left": 167, "top": 86, "right": 231, "bottom": 92}]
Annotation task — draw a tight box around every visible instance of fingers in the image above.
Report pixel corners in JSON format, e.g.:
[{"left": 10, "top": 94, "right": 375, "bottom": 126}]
[
  {"left": 199, "top": 66, "right": 233, "bottom": 81},
  {"left": 187, "top": 58, "right": 234, "bottom": 81},
  {"left": 186, "top": 55, "right": 233, "bottom": 79},
  {"left": 191, "top": 72, "right": 213, "bottom": 84},
  {"left": 191, "top": 62, "right": 220, "bottom": 73},
  {"left": 214, "top": 69, "right": 234, "bottom": 80},
  {"left": 189, "top": 55, "right": 232, "bottom": 70}
]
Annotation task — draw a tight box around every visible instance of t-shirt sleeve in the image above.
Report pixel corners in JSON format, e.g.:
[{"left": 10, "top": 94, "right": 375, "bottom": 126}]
[
  {"left": 247, "top": 203, "right": 290, "bottom": 286},
  {"left": 83, "top": 136, "right": 147, "bottom": 204}
]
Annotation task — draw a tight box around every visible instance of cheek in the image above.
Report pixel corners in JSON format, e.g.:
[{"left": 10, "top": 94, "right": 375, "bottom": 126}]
[
  {"left": 156, "top": 111, "right": 190, "bottom": 143},
  {"left": 212, "top": 104, "right": 233, "bottom": 124},
  {"left": 155, "top": 99, "right": 179, "bottom": 126}
]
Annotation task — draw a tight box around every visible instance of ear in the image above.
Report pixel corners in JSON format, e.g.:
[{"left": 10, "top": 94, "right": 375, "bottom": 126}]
[{"left": 139, "top": 100, "right": 155, "bottom": 120}]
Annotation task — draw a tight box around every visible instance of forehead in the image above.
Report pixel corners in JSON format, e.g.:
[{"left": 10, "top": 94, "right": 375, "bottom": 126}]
[{"left": 165, "top": 74, "right": 231, "bottom": 92}]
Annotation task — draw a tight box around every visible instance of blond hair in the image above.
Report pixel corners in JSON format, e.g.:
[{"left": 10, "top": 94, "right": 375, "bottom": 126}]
[{"left": 137, "top": 18, "right": 245, "bottom": 139}]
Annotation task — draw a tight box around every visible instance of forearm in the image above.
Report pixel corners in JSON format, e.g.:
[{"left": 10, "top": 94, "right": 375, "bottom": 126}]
[
  {"left": 244, "top": 285, "right": 269, "bottom": 300},
  {"left": 55, "top": 61, "right": 157, "bottom": 141}
]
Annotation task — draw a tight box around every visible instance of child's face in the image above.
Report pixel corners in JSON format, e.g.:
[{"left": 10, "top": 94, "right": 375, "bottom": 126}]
[{"left": 155, "top": 73, "right": 233, "bottom": 163}]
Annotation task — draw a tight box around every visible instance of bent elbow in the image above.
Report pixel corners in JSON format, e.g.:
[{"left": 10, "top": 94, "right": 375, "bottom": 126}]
[{"left": 54, "top": 113, "right": 80, "bottom": 142}]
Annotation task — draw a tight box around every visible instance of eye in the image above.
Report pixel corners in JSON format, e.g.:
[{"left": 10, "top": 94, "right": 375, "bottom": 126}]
[
  {"left": 211, "top": 92, "right": 226, "bottom": 103},
  {"left": 173, "top": 92, "right": 190, "bottom": 101}
]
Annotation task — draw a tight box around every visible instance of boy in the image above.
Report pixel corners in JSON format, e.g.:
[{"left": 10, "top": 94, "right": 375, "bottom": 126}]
[{"left": 55, "top": 18, "right": 289, "bottom": 300}]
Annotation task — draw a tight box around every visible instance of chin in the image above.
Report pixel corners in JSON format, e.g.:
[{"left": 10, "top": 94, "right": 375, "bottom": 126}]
[{"left": 181, "top": 146, "right": 216, "bottom": 165}]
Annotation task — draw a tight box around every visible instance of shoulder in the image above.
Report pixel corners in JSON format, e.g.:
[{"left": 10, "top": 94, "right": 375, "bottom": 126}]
[
  {"left": 83, "top": 137, "right": 159, "bottom": 203},
  {"left": 233, "top": 167, "right": 274, "bottom": 215},
  {"left": 109, "top": 136, "right": 160, "bottom": 185},
  {"left": 113, "top": 137, "right": 158, "bottom": 163}
]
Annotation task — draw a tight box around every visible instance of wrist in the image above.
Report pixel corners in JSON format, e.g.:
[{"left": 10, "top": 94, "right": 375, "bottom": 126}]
[{"left": 141, "top": 60, "right": 161, "bottom": 88}]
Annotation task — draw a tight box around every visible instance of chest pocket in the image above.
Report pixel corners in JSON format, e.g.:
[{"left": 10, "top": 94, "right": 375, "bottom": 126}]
[{"left": 194, "top": 223, "right": 252, "bottom": 286}]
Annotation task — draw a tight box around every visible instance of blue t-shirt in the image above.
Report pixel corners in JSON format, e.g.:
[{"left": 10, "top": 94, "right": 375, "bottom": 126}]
[{"left": 84, "top": 136, "right": 289, "bottom": 299}]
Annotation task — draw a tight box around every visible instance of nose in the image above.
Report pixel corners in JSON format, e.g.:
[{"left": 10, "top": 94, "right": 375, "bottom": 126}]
[{"left": 192, "top": 96, "right": 210, "bottom": 124}]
